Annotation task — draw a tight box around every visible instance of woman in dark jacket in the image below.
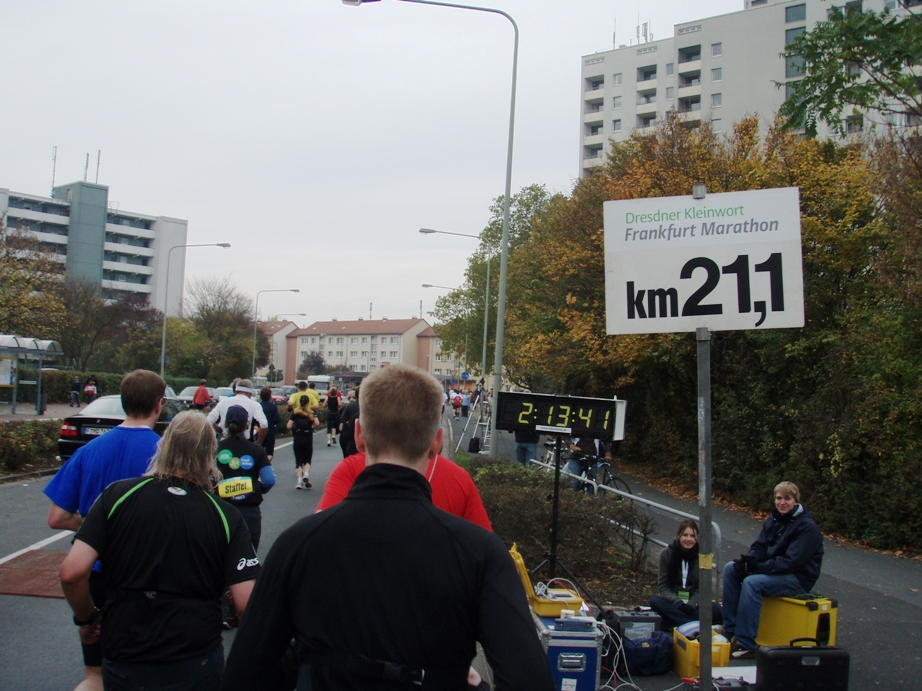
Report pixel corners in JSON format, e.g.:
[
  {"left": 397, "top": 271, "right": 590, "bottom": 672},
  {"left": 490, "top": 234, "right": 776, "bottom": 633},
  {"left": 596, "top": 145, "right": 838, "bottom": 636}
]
[
  {"left": 649, "top": 519, "right": 723, "bottom": 628},
  {"left": 258, "top": 387, "right": 281, "bottom": 461}
]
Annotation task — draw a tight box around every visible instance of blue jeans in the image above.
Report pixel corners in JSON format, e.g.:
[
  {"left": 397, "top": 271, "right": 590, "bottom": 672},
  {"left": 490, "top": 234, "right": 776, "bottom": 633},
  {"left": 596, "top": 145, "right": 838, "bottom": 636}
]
[
  {"left": 103, "top": 646, "right": 224, "bottom": 690},
  {"left": 721, "top": 562, "right": 804, "bottom": 651},
  {"left": 515, "top": 442, "right": 537, "bottom": 466},
  {"left": 564, "top": 456, "right": 600, "bottom": 490}
]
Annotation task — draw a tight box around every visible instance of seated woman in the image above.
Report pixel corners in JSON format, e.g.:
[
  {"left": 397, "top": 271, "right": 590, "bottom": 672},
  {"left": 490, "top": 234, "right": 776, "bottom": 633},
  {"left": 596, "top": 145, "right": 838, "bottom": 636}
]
[{"left": 649, "top": 519, "right": 723, "bottom": 629}]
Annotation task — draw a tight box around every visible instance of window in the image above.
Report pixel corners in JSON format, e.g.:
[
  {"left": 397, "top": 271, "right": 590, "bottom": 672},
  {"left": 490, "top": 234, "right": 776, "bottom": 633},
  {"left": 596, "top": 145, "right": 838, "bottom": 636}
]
[
  {"left": 371, "top": 336, "right": 377, "bottom": 341},
  {"left": 390, "top": 351, "right": 398, "bottom": 358},
  {"left": 639, "top": 114, "right": 656, "bottom": 128},
  {"left": 361, "top": 351, "right": 368, "bottom": 358},
  {"left": 360, "top": 365, "right": 367, "bottom": 372},
  {"left": 391, "top": 337, "right": 398, "bottom": 344},
  {"left": 786, "top": 55, "right": 804, "bottom": 78},
  {"left": 434, "top": 369, "right": 442, "bottom": 375},
  {"left": 613, "top": 119, "right": 622, "bottom": 132},
  {"left": 319, "top": 345, "right": 324, "bottom": 352},
  {"left": 336, "top": 351, "right": 343, "bottom": 357},
  {"left": 786, "top": 4, "right": 806, "bottom": 22},
  {"left": 711, "top": 42, "right": 722, "bottom": 57},
  {"left": 711, "top": 93, "right": 722, "bottom": 107},
  {"left": 638, "top": 66, "right": 657, "bottom": 81},
  {"left": 371, "top": 345, "right": 377, "bottom": 353},
  {"left": 351, "top": 337, "right": 358, "bottom": 344},
  {"left": 785, "top": 81, "right": 801, "bottom": 99},
  {"left": 336, "top": 337, "right": 343, "bottom": 344},
  {"left": 678, "top": 45, "right": 700, "bottom": 63},
  {"left": 350, "top": 351, "right": 358, "bottom": 358},
  {"left": 666, "top": 63, "right": 674, "bottom": 76},
  {"left": 361, "top": 337, "right": 368, "bottom": 344},
  {"left": 612, "top": 96, "right": 622, "bottom": 109},
  {"left": 713, "top": 118, "right": 723, "bottom": 133},
  {"left": 612, "top": 72, "right": 622, "bottom": 86},
  {"left": 712, "top": 67, "right": 722, "bottom": 82},
  {"left": 589, "top": 124, "right": 602, "bottom": 136},
  {"left": 666, "top": 87, "right": 674, "bottom": 100},
  {"left": 638, "top": 91, "right": 656, "bottom": 105},
  {"left": 589, "top": 78, "right": 604, "bottom": 90},
  {"left": 328, "top": 338, "right": 333, "bottom": 344},
  {"left": 845, "top": 115, "right": 863, "bottom": 134},
  {"left": 435, "top": 354, "right": 442, "bottom": 361},
  {"left": 310, "top": 337, "right": 317, "bottom": 344},
  {"left": 785, "top": 27, "right": 805, "bottom": 45},
  {"left": 300, "top": 351, "right": 308, "bottom": 360}
]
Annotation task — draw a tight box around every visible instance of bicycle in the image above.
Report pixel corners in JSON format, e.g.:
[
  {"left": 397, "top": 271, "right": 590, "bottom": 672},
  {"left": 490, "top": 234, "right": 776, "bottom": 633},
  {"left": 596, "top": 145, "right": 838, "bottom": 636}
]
[{"left": 567, "top": 453, "right": 632, "bottom": 497}]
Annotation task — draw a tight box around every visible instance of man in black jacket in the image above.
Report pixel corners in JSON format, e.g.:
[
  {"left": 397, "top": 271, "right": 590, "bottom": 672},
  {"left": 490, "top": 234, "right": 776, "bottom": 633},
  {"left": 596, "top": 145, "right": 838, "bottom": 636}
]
[
  {"left": 223, "top": 364, "right": 554, "bottom": 690},
  {"left": 722, "top": 481, "right": 824, "bottom": 658}
]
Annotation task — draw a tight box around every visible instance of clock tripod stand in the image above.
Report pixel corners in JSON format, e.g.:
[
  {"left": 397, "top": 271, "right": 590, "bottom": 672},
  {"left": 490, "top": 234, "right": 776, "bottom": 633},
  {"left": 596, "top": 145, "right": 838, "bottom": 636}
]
[{"left": 528, "top": 432, "right": 603, "bottom": 611}]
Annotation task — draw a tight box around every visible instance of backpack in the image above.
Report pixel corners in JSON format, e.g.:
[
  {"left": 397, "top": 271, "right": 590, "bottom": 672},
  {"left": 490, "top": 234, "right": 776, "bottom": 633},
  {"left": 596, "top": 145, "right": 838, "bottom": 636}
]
[
  {"left": 622, "top": 630, "right": 672, "bottom": 676},
  {"left": 453, "top": 395, "right": 462, "bottom": 406}
]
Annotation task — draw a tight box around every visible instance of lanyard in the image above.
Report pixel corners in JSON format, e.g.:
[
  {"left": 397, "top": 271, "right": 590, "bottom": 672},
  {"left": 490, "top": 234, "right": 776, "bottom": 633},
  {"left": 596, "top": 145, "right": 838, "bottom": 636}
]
[{"left": 681, "top": 561, "right": 689, "bottom": 589}]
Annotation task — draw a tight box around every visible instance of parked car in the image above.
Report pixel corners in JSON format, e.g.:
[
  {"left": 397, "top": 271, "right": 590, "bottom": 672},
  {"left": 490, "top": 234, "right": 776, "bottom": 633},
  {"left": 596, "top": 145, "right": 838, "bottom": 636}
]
[
  {"left": 57, "top": 395, "right": 184, "bottom": 460},
  {"left": 269, "top": 388, "right": 286, "bottom": 404},
  {"left": 214, "top": 386, "right": 234, "bottom": 401},
  {"left": 280, "top": 385, "right": 297, "bottom": 398},
  {"left": 176, "top": 385, "right": 216, "bottom": 408}
]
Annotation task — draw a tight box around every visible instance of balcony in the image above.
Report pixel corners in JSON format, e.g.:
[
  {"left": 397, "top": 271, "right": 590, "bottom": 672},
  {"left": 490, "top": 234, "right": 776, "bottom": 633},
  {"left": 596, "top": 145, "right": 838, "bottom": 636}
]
[
  {"left": 677, "top": 84, "right": 702, "bottom": 99},
  {"left": 583, "top": 133, "right": 605, "bottom": 146},
  {"left": 636, "top": 101, "right": 657, "bottom": 116},
  {"left": 677, "top": 59, "right": 701, "bottom": 76}
]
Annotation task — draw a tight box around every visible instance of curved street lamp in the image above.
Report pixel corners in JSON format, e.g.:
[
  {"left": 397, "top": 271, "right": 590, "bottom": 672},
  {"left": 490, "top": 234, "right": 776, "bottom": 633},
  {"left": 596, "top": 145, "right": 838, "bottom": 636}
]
[
  {"left": 419, "top": 228, "right": 492, "bottom": 384},
  {"left": 346, "top": 0, "right": 518, "bottom": 455},
  {"left": 159, "top": 242, "right": 231, "bottom": 378},
  {"left": 252, "top": 290, "right": 300, "bottom": 378}
]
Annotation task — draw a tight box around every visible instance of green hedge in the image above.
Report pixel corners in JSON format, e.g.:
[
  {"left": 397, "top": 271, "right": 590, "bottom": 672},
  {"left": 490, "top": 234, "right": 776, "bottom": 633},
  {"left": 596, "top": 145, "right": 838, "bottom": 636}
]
[{"left": 0, "top": 420, "right": 60, "bottom": 473}]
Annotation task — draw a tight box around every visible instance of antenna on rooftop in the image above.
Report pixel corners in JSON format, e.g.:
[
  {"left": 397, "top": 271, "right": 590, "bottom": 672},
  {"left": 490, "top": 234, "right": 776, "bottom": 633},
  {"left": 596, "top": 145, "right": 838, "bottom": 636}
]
[
  {"left": 369, "top": 302, "right": 373, "bottom": 320},
  {"left": 613, "top": 18, "right": 616, "bottom": 49},
  {"left": 95, "top": 150, "right": 101, "bottom": 184},
  {"left": 51, "top": 146, "right": 57, "bottom": 195},
  {"left": 420, "top": 299, "right": 423, "bottom": 319},
  {"left": 83, "top": 153, "right": 89, "bottom": 182}
]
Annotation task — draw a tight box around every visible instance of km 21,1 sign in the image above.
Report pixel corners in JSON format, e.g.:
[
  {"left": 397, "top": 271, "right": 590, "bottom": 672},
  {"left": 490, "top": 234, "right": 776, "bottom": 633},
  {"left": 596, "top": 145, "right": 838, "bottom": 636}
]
[{"left": 604, "top": 187, "right": 804, "bottom": 335}]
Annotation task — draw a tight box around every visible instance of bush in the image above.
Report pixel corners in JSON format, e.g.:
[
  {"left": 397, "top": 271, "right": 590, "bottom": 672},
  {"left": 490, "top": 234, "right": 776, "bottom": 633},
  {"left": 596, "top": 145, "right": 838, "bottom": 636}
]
[
  {"left": 0, "top": 420, "right": 60, "bottom": 473},
  {"left": 466, "top": 456, "right": 657, "bottom": 605}
]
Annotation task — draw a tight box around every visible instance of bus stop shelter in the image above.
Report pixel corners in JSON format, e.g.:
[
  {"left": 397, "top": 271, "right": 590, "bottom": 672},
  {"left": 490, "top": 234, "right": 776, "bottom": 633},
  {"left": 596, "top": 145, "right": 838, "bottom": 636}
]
[{"left": 0, "top": 336, "right": 65, "bottom": 415}]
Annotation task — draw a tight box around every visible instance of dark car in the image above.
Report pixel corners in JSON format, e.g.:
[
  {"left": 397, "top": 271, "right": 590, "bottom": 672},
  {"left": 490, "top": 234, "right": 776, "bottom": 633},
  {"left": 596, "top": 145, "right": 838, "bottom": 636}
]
[
  {"left": 57, "top": 395, "right": 184, "bottom": 460},
  {"left": 176, "top": 385, "right": 216, "bottom": 408}
]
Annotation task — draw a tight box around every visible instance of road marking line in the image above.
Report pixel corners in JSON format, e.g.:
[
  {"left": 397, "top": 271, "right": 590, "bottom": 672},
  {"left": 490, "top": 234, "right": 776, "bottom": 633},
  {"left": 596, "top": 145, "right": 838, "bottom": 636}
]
[{"left": 0, "top": 531, "right": 74, "bottom": 565}]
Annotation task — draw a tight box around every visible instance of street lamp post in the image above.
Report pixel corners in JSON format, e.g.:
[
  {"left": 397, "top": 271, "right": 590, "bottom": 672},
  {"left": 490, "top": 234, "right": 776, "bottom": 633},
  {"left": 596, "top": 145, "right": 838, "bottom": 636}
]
[
  {"left": 419, "top": 228, "right": 491, "bottom": 381},
  {"left": 252, "top": 290, "right": 300, "bottom": 378},
  {"left": 345, "top": 0, "right": 517, "bottom": 456},
  {"left": 159, "top": 242, "right": 231, "bottom": 378}
]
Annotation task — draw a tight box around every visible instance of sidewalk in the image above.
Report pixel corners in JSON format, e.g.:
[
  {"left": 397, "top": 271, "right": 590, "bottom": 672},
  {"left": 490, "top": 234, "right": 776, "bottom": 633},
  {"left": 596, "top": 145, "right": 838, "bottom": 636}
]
[{"left": 0, "top": 401, "right": 73, "bottom": 423}]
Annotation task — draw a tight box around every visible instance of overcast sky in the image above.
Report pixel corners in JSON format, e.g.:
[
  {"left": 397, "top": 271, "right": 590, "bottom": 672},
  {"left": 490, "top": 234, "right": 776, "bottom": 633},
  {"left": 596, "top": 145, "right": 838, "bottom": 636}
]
[{"left": 4, "top": 0, "right": 740, "bottom": 327}]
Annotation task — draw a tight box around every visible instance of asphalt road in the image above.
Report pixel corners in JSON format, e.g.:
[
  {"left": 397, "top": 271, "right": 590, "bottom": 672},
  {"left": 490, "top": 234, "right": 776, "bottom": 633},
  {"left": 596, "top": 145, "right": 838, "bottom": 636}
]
[{"left": 2, "top": 410, "right": 921, "bottom": 689}]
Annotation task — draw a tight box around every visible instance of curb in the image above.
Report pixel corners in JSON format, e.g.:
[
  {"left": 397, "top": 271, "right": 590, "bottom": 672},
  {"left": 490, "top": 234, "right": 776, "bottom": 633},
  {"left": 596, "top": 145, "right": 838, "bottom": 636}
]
[{"left": 0, "top": 466, "right": 61, "bottom": 484}]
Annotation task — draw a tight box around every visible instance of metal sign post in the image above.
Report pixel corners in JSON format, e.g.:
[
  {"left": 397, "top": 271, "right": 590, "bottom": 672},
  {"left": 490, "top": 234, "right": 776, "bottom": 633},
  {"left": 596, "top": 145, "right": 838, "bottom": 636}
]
[{"left": 603, "top": 187, "right": 805, "bottom": 687}]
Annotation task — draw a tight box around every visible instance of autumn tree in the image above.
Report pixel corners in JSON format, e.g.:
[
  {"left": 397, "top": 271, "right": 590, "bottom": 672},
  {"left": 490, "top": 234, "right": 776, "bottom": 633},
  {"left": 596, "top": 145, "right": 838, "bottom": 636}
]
[
  {"left": 0, "top": 213, "right": 66, "bottom": 337},
  {"left": 54, "top": 278, "right": 130, "bottom": 370},
  {"left": 297, "top": 351, "right": 326, "bottom": 378}
]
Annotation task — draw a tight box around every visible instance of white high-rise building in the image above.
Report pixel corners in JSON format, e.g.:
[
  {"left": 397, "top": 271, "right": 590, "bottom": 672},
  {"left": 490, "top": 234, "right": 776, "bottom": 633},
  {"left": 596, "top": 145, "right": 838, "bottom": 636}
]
[
  {"left": 1, "top": 180, "right": 188, "bottom": 315},
  {"left": 579, "top": 0, "right": 902, "bottom": 178}
]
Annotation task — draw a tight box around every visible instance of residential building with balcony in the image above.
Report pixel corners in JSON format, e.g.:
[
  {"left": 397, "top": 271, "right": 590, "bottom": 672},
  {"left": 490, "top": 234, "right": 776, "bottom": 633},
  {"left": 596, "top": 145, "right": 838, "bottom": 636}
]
[
  {"left": 579, "top": 0, "right": 905, "bottom": 177},
  {"left": 1, "top": 180, "right": 188, "bottom": 314},
  {"left": 285, "top": 318, "right": 461, "bottom": 385}
]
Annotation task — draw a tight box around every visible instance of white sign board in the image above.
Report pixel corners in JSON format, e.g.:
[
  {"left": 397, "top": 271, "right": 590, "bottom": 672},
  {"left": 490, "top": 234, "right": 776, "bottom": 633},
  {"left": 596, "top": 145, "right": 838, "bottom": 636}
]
[{"left": 604, "top": 188, "right": 804, "bottom": 335}]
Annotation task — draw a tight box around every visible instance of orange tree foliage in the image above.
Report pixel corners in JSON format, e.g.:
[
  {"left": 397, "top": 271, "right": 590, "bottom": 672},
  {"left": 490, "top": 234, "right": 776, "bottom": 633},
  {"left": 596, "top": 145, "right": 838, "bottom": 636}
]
[{"left": 501, "top": 113, "right": 921, "bottom": 549}]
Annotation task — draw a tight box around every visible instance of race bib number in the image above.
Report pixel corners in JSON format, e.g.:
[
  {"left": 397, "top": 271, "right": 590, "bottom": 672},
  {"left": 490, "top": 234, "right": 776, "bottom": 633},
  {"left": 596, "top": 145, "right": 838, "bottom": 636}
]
[{"left": 217, "top": 477, "right": 254, "bottom": 499}]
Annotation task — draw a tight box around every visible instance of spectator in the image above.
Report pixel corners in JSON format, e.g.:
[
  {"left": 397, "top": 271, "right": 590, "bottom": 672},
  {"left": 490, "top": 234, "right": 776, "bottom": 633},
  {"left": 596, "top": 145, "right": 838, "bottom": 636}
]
[
  {"left": 461, "top": 391, "right": 471, "bottom": 417},
  {"left": 514, "top": 429, "right": 541, "bottom": 466},
  {"left": 649, "top": 519, "right": 723, "bottom": 629},
  {"left": 222, "top": 364, "right": 553, "bottom": 691},
  {"left": 83, "top": 377, "right": 97, "bottom": 404},
  {"left": 722, "top": 481, "right": 824, "bottom": 658},
  {"left": 60, "top": 411, "right": 260, "bottom": 691},
  {"left": 44, "top": 369, "right": 166, "bottom": 691},
  {"left": 192, "top": 379, "right": 213, "bottom": 410},
  {"left": 70, "top": 376, "right": 82, "bottom": 407}
]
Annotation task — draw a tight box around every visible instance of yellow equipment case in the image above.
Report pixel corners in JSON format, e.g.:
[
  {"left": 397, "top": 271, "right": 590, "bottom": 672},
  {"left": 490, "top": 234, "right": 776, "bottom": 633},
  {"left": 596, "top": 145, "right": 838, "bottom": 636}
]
[
  {"left": 508, "top": 544, "right": 584, "bottom": 618},
  {"left": 672, "top": 628, "right": 731, "bottom": 678},
  {"left": 756, "top": 595, "right": 838, "bottom": 647}
]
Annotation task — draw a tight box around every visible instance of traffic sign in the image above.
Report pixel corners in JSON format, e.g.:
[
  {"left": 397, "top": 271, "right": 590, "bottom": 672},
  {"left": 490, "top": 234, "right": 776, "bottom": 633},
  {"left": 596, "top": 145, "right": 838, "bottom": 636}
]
[
  {"left": 604, "top": 188, "right": 804, "bottom": 335},
  {"left": 461, "top": 371, "right": 470, "bottom": 380}
]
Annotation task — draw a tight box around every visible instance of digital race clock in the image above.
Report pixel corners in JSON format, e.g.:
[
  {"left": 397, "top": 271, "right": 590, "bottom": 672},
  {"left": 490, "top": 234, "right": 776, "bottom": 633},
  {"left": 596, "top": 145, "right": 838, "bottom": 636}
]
[{"left": 495, "top": 392, "right": 626, "bottom": 440}]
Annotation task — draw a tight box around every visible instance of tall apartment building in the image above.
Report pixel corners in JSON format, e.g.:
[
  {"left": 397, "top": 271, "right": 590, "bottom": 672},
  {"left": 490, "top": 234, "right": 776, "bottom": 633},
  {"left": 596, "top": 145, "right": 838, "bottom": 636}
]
[
  {"left": 1, "top": 181, "right": 188, "bottom": 315},
  {"left": 579, "top": 0, "right": 901, "bottom": 177},
  {"left": 285, "top": 318, "right": 460, "bottom": 384}
]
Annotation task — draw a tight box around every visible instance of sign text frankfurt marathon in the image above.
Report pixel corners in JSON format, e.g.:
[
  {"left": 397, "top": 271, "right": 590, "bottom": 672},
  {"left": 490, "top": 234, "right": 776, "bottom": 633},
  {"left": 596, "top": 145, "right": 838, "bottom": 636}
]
[{"left": 604, "top": 188, "right": 805, "bottom": 335}]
